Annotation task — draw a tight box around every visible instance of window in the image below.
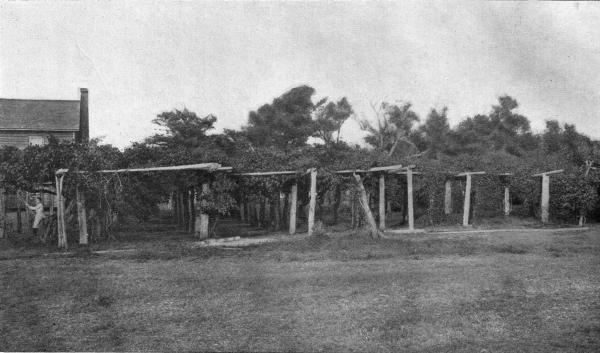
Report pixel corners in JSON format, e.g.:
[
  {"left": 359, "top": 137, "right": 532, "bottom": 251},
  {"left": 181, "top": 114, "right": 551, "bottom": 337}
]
[{"left": 28, "top": 135, "right": 45, "bottom": 146}]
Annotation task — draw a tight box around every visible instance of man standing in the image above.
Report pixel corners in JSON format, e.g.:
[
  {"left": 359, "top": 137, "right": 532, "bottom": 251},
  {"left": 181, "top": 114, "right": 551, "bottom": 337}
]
[{"left": 25, "top": 197, "right": 45, "bottom": 237}]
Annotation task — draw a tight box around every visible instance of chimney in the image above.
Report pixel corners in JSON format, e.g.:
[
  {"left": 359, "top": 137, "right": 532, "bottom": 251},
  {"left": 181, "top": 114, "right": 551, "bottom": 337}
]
[{"left": 79, "top": 88, "right": 89, "bottom": 143}]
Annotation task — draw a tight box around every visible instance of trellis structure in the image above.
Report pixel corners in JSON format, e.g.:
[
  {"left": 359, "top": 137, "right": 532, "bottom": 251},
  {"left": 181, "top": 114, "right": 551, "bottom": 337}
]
[
  {"left": 50, "top": 161, "right": 577, "bottom": 249},
  {"left": 54, "top": 163, "right": 231, "bottom": 249}
]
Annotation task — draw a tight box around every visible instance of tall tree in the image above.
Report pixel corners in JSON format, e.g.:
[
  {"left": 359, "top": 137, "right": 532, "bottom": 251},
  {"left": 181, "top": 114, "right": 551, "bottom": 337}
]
[
  {"left": 420, "top": 107, "right": 450, "bottom": 159},
  {"left": 312, "top": 97, "right": 354, "bottom": 146},
  {"left": 360, "top": 101, "right": 419, "bottom": 156},
  {"left": 150, "top": 109, "right": 217, "bottom": 148},
  {"left": 244, "top": 85, "right": 323, "bottom": 151}
]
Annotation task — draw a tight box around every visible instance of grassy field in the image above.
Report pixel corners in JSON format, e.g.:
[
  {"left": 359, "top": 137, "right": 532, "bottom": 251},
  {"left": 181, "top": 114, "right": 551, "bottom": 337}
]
[{"left": 1, "top": 222, "right": 600, "bottom": 352}]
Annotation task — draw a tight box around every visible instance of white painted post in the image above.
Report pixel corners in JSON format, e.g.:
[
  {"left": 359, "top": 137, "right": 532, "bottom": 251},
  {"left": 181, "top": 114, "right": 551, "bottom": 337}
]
[
  {"left": 56, "top": 174, "right": 68, "bottom": 249},
  {"left": 379, "top": 173, "right": 385, "bottom": 230},
  {"left": 504, "top": 186, "right": 510, "bottom": 216},
  {"left": 198, "top": 182, "right": 210, "bottom": 239},
  {"left": 407, "top": 168, "right": 414, "bottom": 231},
  {"left": 462, "top": 174, "right": 472, "bottom": 226},
  {"left": 541, "top": 174, "right": 550, "bottom": 224},
  {"left": 76, "top": 186, "right": 88, "bottom": 245},
  {"left": 444, "top": 179, "right": 452, "bottom": 215},
  {"left": 289, "top": 182, "right": 297, "bottom": 235},
  {"left": 308, "top": 168, "right": 317, "bottom": 236}
]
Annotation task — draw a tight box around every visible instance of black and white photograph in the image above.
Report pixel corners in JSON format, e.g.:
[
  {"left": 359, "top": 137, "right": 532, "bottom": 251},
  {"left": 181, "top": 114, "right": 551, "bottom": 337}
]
[{"left": 1, "top": 1, "right": 599, "bottom": 351}]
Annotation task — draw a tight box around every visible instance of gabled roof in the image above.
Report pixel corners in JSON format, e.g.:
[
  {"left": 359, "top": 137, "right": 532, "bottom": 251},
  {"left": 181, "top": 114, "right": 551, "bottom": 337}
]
[{"left": 0, "top": 98, "right": 80, "bottom": 131}]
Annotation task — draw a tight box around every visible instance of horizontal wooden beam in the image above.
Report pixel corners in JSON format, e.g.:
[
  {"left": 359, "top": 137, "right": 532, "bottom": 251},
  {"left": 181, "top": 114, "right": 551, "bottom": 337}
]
[
  {"left": 532, "top": 169, "right": 564, "bottom": 177},
  {"left": 335, "top": 169, "right": 369, "bottom": 174},
  {"left": 235, "top": 171, "right": 300, "bottom": 176},
  {"left": 368, "top": 164, "right": 404, "bottom": 172},
  {"left": 56, "top": 163, "right": 230, "bottom": 175},
  {"left": 456, "top": 171, "right": 486, "bottom": 176},
  {"left": 336, "top": 164, "right": 406, "bottom": 174},
  {"left": 390, "top": 171, "right": 423, "bottom": 175}
]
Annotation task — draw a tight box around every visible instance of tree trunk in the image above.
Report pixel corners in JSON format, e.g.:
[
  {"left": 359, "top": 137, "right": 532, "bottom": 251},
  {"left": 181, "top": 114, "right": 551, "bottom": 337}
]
[{"left": 353, "top": 174, "right": 385, "bottom": 238}]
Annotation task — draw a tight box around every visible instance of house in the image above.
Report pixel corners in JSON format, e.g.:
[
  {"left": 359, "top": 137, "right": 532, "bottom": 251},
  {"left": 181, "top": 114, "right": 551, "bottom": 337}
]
[{"left": 0, "top": 88, "right": 89, "bottom": 148}]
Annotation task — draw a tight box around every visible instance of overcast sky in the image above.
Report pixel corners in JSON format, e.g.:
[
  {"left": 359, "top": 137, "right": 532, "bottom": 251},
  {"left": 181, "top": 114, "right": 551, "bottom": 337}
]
[{"left": 1, "top": 1, "right": 599, "bottom": 148}]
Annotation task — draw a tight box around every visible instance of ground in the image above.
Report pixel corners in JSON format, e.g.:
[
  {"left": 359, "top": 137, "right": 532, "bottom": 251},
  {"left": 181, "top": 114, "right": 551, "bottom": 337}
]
[{"left": 1, "top": 220, "right": 600, "bottom": 352}]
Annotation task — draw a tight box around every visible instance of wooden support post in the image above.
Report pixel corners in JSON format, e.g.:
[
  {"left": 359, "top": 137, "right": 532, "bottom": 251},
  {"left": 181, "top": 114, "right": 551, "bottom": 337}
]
[
  {"left": 240, "top": 201, "right": 245, "bottom": 221},
  {"left": 76, "top": 186, "right": 88, "bottom": 245},
  {"left": 308, "top": 168, "right": 317, "bottom": 236},
  {"left": 504, "top": 186, "right": 510, "bottom": 216},
  {"left": 444, "top": 179, "right": 452, "bottom": 215},
  {"left": 353, "top": 173, "right": 385, "bottom": 238},
  {"left": 0, "top": 187, "right": 5, "bottom": 239},
  {"left": 407, "top": 168, "right": 414, "bottom": 231},
  {"left": 198, "top": 182, "right": 210, "bottom": 239},
  {"left": 379, "top": 173, "right": 385, "bottom": 230},
  {"left": 462, "top": 174, "right": 472, "bottom": 226},
  {"left": 56, "top": 174, "right": 68, "bottom": 249},
  {"left": 541, "top": 174, "right": 550, "bottom": 224},
  {"left": 289, "top": 182, "right": 297, "bottom": 235}
]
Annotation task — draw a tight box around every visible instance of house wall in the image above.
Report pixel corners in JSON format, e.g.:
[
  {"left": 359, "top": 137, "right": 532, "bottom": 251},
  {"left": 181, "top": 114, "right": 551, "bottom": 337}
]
[{"left": 0, "top": 130, "right": 76, "bottom": 149}]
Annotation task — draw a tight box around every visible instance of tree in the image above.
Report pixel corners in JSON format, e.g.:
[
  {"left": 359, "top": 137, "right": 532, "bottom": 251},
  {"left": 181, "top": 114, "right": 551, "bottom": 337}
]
[
  {"left": 151, "top": 109, "right": 217, "bottom": 148},
  {"left": 312, "top": 97, "right": 354, "bottom": 146},
  {"left": 419, "top": 107, "right": 450, "bottom": 159},
  {"left": 244, "top": 85, "right": 323, "bottom": 150},
  {"left": 359, "top": 101, "right": 419, "bottom": 157}
]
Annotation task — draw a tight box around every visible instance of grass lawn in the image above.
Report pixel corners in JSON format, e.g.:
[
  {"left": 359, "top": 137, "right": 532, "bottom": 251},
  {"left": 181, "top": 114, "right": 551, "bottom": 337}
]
[{"left": 1, "top": 223, "right": 600, "bottom": 352}]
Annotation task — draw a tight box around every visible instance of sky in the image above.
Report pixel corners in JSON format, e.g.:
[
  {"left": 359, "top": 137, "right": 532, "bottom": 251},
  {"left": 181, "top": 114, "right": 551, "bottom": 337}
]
[{"left": 1, "top": 1, "right": 599, "bottom": 148}]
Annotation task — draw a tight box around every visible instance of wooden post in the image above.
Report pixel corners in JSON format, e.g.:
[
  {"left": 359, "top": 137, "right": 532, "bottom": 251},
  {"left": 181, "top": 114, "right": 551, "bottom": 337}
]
[
  {"left": 289, "top": 182, "right": 297, "bottom": 235},
  {"left": 0, "top": 187, "right": 5, "bottom": 239},
  {"left": 541, "top": 174, "right": 550, "bottom": 224},
  {"left": 504, "top": 186, "right": 510, "bottom": 216},
  {"left": 198, "top": 182, "right": 210, "bottom": 239},
  {"left": 462, "top": 174, "right": 472, "bottom": 226},
  {"left": 444, "top": 179, "right": 452, "bottom": 215},
  {"left": 353, "top": 173, "right": 385, "bottom": 238},
  {"left": 379, "top": 173, "right": 385, "bottom": 230},
  {"left": 308, "top": 168, "right": 317, "bottom": 236},
  {"left": 407, "top": 168, "right": 414, "bottom": 231},
  {"left": 76, "top": 186, "right": 88, "bottom": 245},
  {"left": 56, "top": 174, "right": 68, "bottom": 249},
  {"left": 240, "top": 201, "right": 245, "bottom": 221}
]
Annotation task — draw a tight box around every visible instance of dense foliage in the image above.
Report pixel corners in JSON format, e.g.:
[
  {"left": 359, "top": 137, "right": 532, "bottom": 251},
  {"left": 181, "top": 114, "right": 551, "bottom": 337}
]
[{"left": 2, "top": 85, "right": 600, "bottom": 244}]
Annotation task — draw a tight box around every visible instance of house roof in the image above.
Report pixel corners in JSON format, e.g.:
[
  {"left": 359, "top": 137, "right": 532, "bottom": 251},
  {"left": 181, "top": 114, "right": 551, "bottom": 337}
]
[{"left": 0, "top": 98, "right": 80, "bottom": 131}]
